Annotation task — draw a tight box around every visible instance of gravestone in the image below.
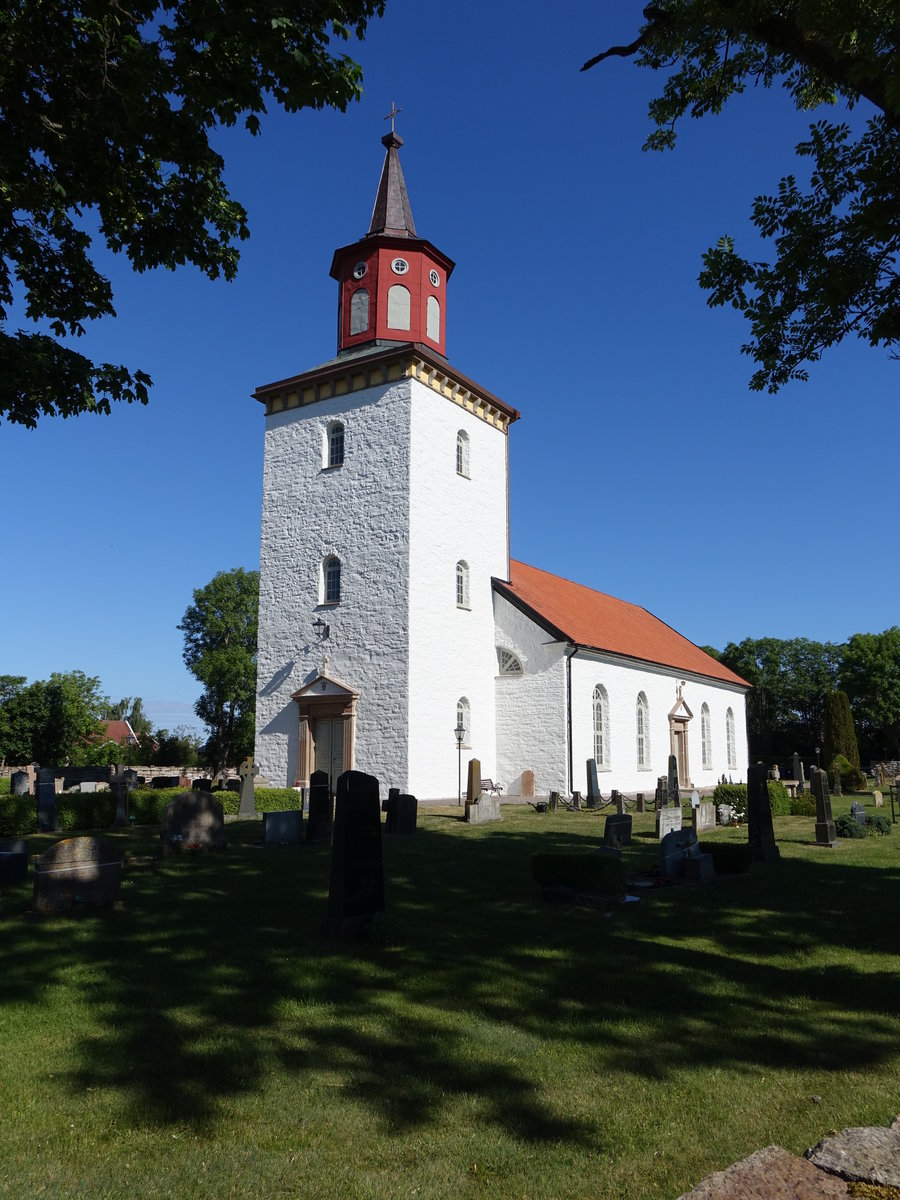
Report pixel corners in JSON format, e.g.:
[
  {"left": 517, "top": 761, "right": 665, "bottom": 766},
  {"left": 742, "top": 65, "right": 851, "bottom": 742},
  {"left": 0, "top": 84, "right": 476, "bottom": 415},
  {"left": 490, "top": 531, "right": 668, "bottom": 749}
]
[
  {"left": 604, "top": 813, "right": 632, "bottom": 848},
  {"left": 769, "top": 763, "right": 781, "bottom": 781},
  {"left": 33, "top": 837, "right": 122, "bottom": 914},
  {"left": 10, "top": 771, "right": 29, "bottom": 796},
  {"left": 306, "top": 770, "right": 333, "bottom": 844},
  {"left": 521, "top": 769, "right": 535, "bottom": 798},
  {"left": 238, "top": 756, "right": 259, "bottom": 818},
  {"left": 110, "top": 769, "right": 136, "bottom": 828},
  {"left": 150, "top": 776, "right": 181, "bottom": 790},
  {"left": 656, "top": 806, "right": 682, "bottom": 838},
  {"left": 690, "top": 789, "right": 700, "bottom": 809},
  {"left": 692, "top": 801, "right": 716, "bottom": 834},
  {"left": 612, "top": 790, "right": 627, "bottom": 816},
  {"left": 80, "top": 781, "right": 97, "bottom": 794},
  {"left": 832, "top": 763, "right": 842, "bottom": 797},
  {"left": 873, "top": 789, "right": 883, "bottom": 808},
  {"left": 571, "top": 790, "right": 582, "bottom": 811},
  {"left": 811, "top": 767, "right": 837, "bottom": 846},
  {"left": 717, "top": 803, "right": 736, "bottom": 826},
  {"left": 193, "top": 778, "right": 212, "bottom": 792},
  {"left": 850, "top": 800, "right": 867, "bottom": 827},
  {"left": 36, "top": 770, "right": 59, "bottom": 832},
  {"left": 659, "top": 828, "right": 699, "bottom": 881},
  {"left": 385, "top": 793, "right": 417, "bottom": 836},
  {"left": 160, "top": 792, "right": 227, "bottom": 855},
  {"left": 667, "top": 755, "right": 680, "bottom": 806},
  {"left": 325, "top": 770, "right": 385, "bottom": 937},
  {"left": 0, "top": 839, "right": 28, "bottom": 886},
  {"left": 225, "top": 779, "right": 241, "bottom": 793},
  {"left": 263, "top": 809, "right": 303, "bottom": 846},
  {"left": 655, "top": 776, "right": 668, "bottom": 810},
  {"left": 747, "top": 764, "right": 780, "bottom": 863},
  {"left": 465, "top": 757, "right": 501, "bottom": 824},
  {"left": 792, "top": 752, "right": 806, "bottom": 791},
  {"left": 636, "top": 793, "right": 645, "bottom": 813},
  {"left": 586, "top": 759, "right": 600, "bottom": 809},
  {"left": 383, "top": 785, "right": 400, "bottom": 814},
  {"left": 466, "top": 759, "right": 482, "bottom": 805}
]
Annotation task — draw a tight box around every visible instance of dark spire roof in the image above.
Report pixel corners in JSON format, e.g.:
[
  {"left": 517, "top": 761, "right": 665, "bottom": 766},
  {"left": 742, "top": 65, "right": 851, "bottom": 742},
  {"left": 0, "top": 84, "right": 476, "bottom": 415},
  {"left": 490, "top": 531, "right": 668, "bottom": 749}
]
[{"left": 368, "top": 131, "right": 417, "bottom": 238}]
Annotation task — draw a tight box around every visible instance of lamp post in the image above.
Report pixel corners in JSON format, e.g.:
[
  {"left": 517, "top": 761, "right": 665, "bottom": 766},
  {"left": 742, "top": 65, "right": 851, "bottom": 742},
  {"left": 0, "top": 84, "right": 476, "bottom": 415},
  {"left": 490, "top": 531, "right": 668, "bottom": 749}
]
[
  {"left": 815, "top": 745, "right": 821, "bottom": 770},
  {"left": 454, "top": 721, "right": 465, "bottom": 806}
]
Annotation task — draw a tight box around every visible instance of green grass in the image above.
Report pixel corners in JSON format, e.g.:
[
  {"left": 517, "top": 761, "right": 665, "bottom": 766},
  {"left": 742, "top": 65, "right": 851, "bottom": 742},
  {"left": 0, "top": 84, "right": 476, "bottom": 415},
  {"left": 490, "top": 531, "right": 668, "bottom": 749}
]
[{"left": 1, "top": 803, "right": 898, "bottom": 1199}]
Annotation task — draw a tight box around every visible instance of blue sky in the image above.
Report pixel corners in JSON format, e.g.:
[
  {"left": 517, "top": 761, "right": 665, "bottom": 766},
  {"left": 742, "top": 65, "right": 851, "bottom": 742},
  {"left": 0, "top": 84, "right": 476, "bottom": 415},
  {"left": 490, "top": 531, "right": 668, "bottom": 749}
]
[{"left": 4, "top": 0, "right": 898, "bottom": 735}]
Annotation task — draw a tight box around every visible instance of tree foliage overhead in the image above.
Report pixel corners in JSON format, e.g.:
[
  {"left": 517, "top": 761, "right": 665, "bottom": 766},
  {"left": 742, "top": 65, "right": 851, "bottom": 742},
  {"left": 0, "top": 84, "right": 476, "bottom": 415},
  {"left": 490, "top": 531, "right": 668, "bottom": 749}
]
[
  {"left": 839, "top": 626, "right": 900, "bottom": 756},
  {"left": 178, "top": 567, "right": 259, "bottom": 775},
  {"left": 0, "top": 670, "right": 108, "bottom": 765},
  {"left": 583, "top": 2, "right": 900, "bottom": 391},
  {"left": 0, "top": 0, "right": 384, "bottom": 428}
]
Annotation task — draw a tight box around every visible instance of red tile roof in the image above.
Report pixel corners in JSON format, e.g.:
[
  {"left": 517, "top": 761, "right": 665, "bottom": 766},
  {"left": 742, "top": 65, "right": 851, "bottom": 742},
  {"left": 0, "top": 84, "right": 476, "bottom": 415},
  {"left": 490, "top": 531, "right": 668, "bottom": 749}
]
[
  {"left": 494, "top": 561, "right": 749, "bottom": 688},
  {"left": 100, "top": 719, "right": 137, "bottom": 744}
]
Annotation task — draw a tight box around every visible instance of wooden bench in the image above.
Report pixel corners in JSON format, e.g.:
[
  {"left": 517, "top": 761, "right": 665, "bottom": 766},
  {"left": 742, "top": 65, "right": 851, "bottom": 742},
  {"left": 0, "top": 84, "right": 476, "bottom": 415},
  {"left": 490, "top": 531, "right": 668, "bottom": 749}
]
[{"left": 480, "top": 778, "right": 503, "bottom": 797}]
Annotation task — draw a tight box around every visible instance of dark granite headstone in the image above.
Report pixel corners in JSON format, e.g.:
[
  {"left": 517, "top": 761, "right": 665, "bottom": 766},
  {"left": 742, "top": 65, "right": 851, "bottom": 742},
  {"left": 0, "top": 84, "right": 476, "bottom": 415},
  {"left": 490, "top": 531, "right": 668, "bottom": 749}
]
[
  {"left": 36, "top": 772, "right": 59, "bottom": 832},
  {"left": 385, "top": 793, "right": 417, "bottom": 835},
  {"left": 604, "top": 813, "right": 632, "bottom": 847},
  {"left": 586, "top": 759, "right": 599, "bottom": 809},
  {"left": 655, "top": 776, "right": 668, "bottom": 810},
  {"left": 748, "top": 764, "right": 780, "bottom": 863},
  {"left": 0, "top": 838, "right": 28, "bottom": 885},
  {"left": 850, "top": 800, "right": 867, "bottom": 827},
  {"left": 307, "top": 769, "right": 333, "bottom": 844},
  {"left": 811, "top": 767, "right": 837, "bottom": 845},
  {"left": 667, "top": 755, "right": 680, "bottom": 806},
  {"left": 225, "top": 779, "right": 241, "bottom": 793},
  {"left": 33, "top": 837, "right": 121, "bottom": 914},
  {"left": 792, "top": 752, "right": 803, "bottom": 786},
  {"left": 110, "top": 770, "right": 136, "bottom": 828},
  {"left": 636, "top": 793, "right": 645, "bottom": 813},
  {"left": 326, "top": 770, "right": 385, "bottom": 937},
  {"left": 150, "top": 776, "right": 180, "bottom": 789},
  {"left": 10, "top": 771, "right": 29, "bottom": 796},
  {"left": 383, "top": 785, "right": 400, "bottom": 815},
  {"left": 263, "top": 809, "right": 303, "bottom": 845},
  {"left": 193, "top": 778, "right": 212, "bottom": 791},
  {"left": 160, "top": 792, "right": 227, "bottom": 855}
]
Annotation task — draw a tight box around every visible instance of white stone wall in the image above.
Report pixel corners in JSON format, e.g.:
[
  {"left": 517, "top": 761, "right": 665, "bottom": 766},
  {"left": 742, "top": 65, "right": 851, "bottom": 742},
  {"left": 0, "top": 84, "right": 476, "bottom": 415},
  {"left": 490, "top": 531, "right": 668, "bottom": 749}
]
[
  {"left": 569, "top": 651, "right": 749, "bottom": 796},
  {"left": 493, "top": 592, "right": 569, "bottom": 796},
  {"left": 255, "top": 381, "right": 413, "bottom": 789},
  {"left": 407, "top": 380, "right": 510, "bottom": 797}
]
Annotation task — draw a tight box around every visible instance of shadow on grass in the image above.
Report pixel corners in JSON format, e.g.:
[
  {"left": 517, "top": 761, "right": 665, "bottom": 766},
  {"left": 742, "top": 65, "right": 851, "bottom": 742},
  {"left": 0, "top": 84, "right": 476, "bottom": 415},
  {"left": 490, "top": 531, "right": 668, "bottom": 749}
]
[{"left": 2, "top": 812, "right": 899, "bottom": 1143}]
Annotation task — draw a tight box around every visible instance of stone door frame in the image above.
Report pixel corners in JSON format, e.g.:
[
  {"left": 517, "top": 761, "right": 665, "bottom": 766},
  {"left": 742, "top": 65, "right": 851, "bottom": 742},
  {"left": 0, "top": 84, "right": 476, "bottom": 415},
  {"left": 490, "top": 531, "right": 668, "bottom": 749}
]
[{"left": 292, "top": 674, "right": 358, "bottom": 790}]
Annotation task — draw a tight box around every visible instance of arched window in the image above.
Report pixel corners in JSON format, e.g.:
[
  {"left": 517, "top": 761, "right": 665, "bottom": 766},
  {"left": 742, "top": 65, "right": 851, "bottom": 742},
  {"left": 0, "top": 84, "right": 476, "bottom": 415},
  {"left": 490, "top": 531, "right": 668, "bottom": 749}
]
[
  {"left": 593, "top": 684, "right": 610, "bottom": 769},
  {"left": 327, "top": 421, "right": 344, "bottom": 468},
  {"left": 456, "top": 560, "right": 470, "bottom": 609},
  {"left": 701, "top": 703, "right": 712, "bottom": 770},
  {"left": 456, "top": 697, "right": 470, "bottom": 746},
  {"left": 322, "top": 556, "right": 341, "bottom": 604},
  {"left": 387, "top": 284, "right": 410, "bottom": 330},
  {"left": 636, "top": 692, "right": 650, "bottom": 769},
  {"left": 726, "top": 707, "right": 737, "bottom": 770},
  {"left": 497, "top": 648, "right": 523, "bottom": 676},
  {"left": 427, "top": 294, "right": 441, "bottom": 341},
  {"left": 456, "top": 430, "right": 470, "bottom": 477},
  {"left": 349, "top": 288, "right": 369, "bottom": 335}
]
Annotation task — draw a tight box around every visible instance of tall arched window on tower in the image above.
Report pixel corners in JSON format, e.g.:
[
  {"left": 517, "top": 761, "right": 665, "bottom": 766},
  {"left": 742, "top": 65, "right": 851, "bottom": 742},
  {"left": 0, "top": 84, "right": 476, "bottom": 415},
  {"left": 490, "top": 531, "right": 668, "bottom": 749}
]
[
  {"left": 322, "top": 556, "right": 341, "bottom": 605},
  {"left": 636, "top": 692, "right": 650, "bottom": 769},
  {"left": 457, "top": 697, "right": 471, "bottom": 747},
  {"left": 726, "top": 707, "right": 737, "bottom": 770},
  {"left": 387, "top": 284, "right": 410, "bottom": 330},
  {"left": 456, "top": 430, "right": 470, "bottom": 477},
  {"left": 427, "top": 294, "right": 441, "bottom": 342},
  {"left": 701, "top": 703, "right": 712, "bottom": 770},
  {"left": 592, "top": 685, "right": 610, "bottom": 770},
  {"left": 326, "top": 421, "right": 344, "bottom": 468},
  {"left": 456, "top": 560, "right": 470, "bottom": 609},
  {"left": 349, "top": 288, "right": 369, "bottom": 335}
]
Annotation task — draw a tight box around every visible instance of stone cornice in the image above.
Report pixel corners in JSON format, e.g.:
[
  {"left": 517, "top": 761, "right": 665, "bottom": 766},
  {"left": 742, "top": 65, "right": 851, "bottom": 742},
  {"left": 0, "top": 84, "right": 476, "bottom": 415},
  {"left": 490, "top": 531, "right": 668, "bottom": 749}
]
[{"left": 253, "top": 342, "right": 520, "bottom": 433}]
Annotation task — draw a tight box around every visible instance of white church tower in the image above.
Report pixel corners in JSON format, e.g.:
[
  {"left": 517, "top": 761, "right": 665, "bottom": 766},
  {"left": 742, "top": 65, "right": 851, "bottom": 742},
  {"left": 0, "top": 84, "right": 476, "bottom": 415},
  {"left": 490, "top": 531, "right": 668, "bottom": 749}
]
[{"left": 254, "top": 127, "right": 519, "bottom": 797}]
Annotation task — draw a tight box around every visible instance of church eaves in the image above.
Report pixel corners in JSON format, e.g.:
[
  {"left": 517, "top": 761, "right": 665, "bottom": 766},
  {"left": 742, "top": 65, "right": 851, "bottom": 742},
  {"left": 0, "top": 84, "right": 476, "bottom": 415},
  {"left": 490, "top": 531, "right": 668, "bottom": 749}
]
[{"left": 368, "top": 131, "right": 417, "bottom": 238}]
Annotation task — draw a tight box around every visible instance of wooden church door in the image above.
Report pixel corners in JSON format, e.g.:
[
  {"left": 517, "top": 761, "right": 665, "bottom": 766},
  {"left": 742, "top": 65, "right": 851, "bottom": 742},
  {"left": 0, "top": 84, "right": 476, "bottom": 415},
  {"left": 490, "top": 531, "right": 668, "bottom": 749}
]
[{"left": 314, "top": 718, "right": 345, "bottom": 794}]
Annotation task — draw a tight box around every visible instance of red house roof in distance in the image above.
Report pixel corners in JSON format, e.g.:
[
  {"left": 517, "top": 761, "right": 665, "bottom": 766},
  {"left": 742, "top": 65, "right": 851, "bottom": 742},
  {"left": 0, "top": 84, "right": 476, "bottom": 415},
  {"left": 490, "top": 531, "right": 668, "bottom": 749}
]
[
  {"left": 100, "top": 719, "right": 136, "bottom": 744},
  {"left": 495, "top": 561, "right": 749, "bottom": 688}
]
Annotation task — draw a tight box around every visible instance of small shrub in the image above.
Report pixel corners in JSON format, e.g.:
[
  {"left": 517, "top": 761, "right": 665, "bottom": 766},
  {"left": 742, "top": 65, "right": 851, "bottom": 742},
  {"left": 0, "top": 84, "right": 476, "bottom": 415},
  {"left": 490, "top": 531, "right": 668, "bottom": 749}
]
[
  {"left": 698, "top": 841, "right": 753, "bottom": 875},
  {"left": 790, "top": 791, "right": 816, "bottom": 817},
  {"left": 0, "top": 776, "right": 10, "bottom": 796},
  {"left": 835, "top": 814, "right": 867, "bottom": 839},
  {"left": 531, "top": 852, "right": 627, "bottom": 894},
  {"left": 829, "top": 754, "right": 865, "bottom": 793},
  {"left": 767, "top": 780, "right": 791, "bottom": 816},
  {"left": 866, "top": 813, "right": 891, "bottom": 836}
]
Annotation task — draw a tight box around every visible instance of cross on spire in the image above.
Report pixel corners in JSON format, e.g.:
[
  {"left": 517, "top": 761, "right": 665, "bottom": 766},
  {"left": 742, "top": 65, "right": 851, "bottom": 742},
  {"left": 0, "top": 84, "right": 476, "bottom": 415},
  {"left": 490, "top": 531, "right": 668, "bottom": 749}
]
[{"left": 384, "top": 101, "right": 401, "bottom": 133}]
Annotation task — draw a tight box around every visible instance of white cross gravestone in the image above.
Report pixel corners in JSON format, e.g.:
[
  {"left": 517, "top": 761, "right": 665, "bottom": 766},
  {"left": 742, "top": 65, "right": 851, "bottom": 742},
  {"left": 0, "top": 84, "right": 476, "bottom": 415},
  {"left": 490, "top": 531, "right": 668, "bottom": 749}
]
[{"left": 238, "top": 757, "right": 259, "bottom": 818}]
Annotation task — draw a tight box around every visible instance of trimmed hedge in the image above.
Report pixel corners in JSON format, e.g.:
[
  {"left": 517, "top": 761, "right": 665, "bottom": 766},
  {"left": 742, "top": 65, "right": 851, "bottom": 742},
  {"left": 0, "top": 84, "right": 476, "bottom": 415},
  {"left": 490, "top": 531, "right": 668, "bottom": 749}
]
[
  {"left": 835, "top": 814, "right": 867, "bottom": 839},
  {"left": 698, "top": 841, "right": 753, "bottom": 875},
  {"left": 712, "top": 781, "right": 790, "bottom": 818},
  {"left": 531, "top": 852, "right": 627, "bottom": 894},
  {"left": 0, "top": 785, "right": 304, "bottom": 839},
  {"left": 0, "top": 776, "right": 10, "bottom": 796},
  {"left": 829, "top": 754, "right": 866, "bottom": 794}
]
